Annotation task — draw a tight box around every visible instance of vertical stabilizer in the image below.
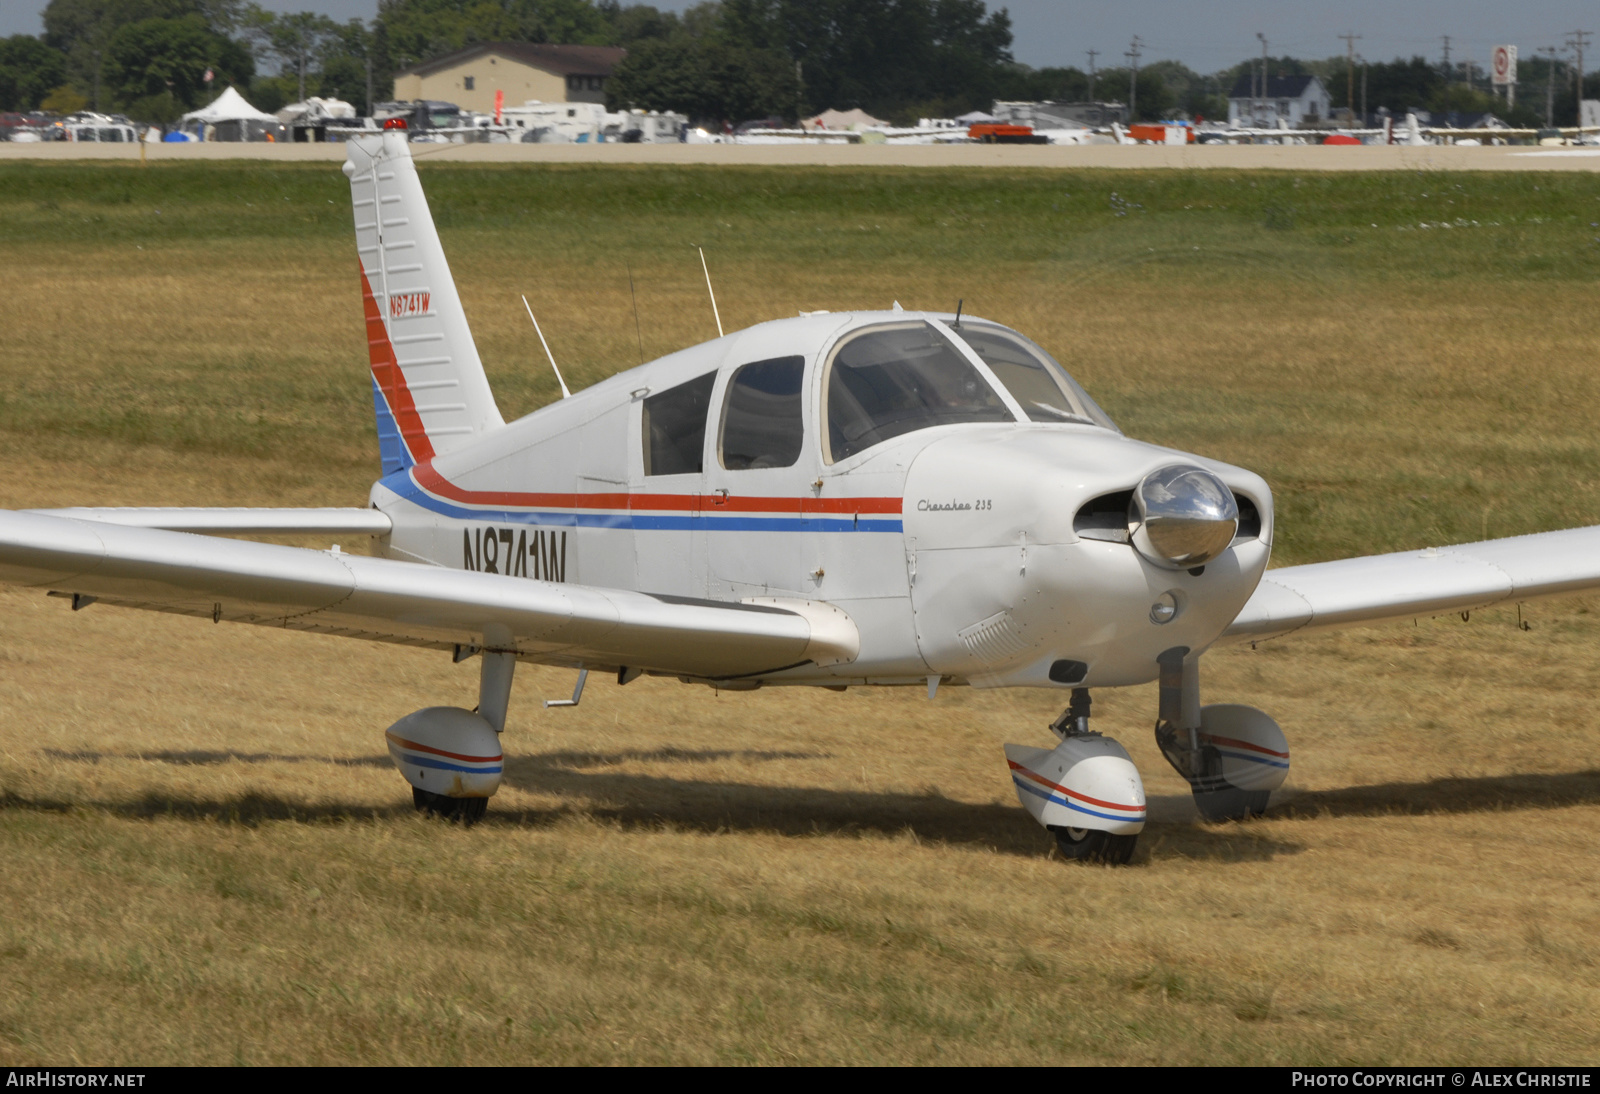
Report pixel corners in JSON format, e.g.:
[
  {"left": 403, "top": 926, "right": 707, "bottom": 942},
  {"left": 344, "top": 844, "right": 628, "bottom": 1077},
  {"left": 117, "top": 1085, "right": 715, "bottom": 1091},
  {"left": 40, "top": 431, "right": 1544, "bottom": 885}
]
[{"left": 344, "top": 132, "right": 504, "bottom": 473}]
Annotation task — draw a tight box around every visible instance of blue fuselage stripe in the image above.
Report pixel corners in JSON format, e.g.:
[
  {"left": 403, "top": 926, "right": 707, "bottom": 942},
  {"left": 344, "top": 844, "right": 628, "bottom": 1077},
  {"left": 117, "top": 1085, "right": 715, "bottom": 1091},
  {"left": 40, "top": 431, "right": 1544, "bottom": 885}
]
[
  {"left": 397, "top": 752, "right": 504, "bottom": 775},
  {"left": 1216, "top": 748, "right": 1290, "bottom": 770},
  {"left": 384, "top": 479, "right": 904, "bottom": 533},
  {"left": 1012, "top": 775, "right": 1145, "bottom": 823}
]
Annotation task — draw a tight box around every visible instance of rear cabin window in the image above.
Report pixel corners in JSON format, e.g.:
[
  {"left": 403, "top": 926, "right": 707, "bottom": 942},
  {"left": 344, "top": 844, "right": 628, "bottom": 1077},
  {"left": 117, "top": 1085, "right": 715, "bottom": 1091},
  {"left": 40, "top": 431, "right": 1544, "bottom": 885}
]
[
  {"left": 825, "top": 323, "right": 1012, "bottom": 463},
  {"left": 947, "top": 325, "right": 1119, "bottom": 431},
  {"left": 642, "top": 372, "right": 716, "bottom": 475},
  {"left": 720, "top": 356, "right": 805, "bottom": 470}
]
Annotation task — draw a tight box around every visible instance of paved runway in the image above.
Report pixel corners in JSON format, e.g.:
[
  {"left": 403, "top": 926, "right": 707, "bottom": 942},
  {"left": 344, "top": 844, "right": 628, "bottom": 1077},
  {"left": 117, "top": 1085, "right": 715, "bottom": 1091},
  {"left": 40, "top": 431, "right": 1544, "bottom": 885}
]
[{"left": 6, "top": 140, "right": 1600, "bottom": 170}]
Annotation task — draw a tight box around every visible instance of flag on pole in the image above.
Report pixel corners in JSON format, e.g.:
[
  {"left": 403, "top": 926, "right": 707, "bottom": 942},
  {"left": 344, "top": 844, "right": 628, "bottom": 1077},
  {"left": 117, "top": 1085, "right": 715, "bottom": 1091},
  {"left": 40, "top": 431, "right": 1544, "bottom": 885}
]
[{"left": 204, "top": 68, "right": 214, "bottom": 84}]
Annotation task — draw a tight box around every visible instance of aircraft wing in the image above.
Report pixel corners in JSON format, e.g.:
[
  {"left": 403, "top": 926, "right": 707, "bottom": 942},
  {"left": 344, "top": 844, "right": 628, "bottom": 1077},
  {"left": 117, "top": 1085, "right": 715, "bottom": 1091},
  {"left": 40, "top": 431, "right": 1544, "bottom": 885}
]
[
  {"left": 1221, "top": 526, "right": 1600, "bottom": 644},
  {"left": 25, "top": 507, "right": 393, "bottom": 536},
  {"left": 0, "top": 510, "right": 857, "bottom": 679}
]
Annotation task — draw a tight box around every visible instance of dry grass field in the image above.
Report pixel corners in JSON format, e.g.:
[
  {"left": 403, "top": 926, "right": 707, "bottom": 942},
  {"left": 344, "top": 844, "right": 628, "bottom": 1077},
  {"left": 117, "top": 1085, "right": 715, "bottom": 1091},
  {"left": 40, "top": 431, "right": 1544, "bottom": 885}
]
[{"left": 0, "top": 161, "right": 1598, "bottom": 1064}]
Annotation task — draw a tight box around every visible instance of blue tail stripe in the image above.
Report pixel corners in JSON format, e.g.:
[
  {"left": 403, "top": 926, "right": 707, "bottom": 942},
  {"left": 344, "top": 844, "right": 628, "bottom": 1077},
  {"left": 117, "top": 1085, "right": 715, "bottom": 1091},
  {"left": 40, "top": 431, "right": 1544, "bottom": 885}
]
[{"left": 372, "top": 377, "right": 414, "bottom": 476}]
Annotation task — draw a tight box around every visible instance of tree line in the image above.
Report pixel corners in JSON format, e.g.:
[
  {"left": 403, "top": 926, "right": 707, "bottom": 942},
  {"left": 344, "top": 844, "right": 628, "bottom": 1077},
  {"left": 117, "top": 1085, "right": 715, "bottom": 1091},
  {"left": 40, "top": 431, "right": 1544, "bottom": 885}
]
[{"left": 2, "top": 2, "right": 1593, "bottom": 127}]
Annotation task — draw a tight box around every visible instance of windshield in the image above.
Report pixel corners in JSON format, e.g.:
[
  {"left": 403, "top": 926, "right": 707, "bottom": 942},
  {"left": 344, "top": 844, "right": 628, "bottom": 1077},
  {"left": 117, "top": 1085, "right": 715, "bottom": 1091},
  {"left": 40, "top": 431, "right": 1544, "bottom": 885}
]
[
  {"left": 946, "top": 324, "right": 1118, "bottom": 431},
  {"left": 825, "top": 323, "right": 1013, "bottom": 462}
]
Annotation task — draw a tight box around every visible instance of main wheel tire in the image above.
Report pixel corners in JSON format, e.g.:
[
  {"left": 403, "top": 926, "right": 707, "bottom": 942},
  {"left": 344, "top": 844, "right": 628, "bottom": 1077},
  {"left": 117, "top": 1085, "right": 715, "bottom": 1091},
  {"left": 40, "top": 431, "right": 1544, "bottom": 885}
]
[
  {"left": 412, "top": 786, "right": 488, "bottom": 826},
  {"left": 1052, "top": 826, "right": 1138, "bottom": 865},
  {"left": 1192, "top": 785, "right": 1271, "bottom": 822}
]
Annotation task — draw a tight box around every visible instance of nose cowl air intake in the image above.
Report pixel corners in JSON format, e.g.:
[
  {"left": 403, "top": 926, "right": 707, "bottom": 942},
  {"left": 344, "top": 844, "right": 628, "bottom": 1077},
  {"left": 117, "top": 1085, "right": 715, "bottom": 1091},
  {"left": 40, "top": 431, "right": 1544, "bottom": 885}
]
[{"left": 1131, "top": 464, "right": 1239, "bottom": 569}]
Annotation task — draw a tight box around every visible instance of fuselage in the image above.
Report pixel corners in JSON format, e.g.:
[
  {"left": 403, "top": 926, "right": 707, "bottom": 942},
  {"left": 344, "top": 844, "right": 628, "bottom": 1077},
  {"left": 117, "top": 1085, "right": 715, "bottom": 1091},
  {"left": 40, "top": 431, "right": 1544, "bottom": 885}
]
[{"left": 370, "top": 310, "right": 1274, "bottom": 690}]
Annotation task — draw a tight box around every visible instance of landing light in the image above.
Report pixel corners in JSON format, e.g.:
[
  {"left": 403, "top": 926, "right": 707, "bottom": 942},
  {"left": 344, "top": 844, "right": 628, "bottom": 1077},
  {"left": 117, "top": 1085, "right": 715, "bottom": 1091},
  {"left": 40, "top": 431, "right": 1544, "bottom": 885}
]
[{"left": 1131, "top": 464, "right": 1238, "bottom": 569}]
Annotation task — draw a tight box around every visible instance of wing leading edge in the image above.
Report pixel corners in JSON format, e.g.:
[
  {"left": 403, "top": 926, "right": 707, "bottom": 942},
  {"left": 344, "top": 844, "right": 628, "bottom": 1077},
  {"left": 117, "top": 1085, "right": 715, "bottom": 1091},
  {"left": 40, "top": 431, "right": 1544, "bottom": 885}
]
[
  {"left": 1222, "top": 525, "right": 1600, "bottom": 644},
  {"left": 0, "top": 510, "right": 858, "bottom": 680}
]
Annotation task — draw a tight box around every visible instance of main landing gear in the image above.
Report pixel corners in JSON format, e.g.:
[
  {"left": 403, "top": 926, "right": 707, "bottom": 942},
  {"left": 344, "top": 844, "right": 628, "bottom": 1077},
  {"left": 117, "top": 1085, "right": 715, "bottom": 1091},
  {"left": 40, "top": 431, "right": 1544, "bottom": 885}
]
[
  {"left": 1152, "top": 647, "right": 1290, "bottom": 823},
  {"left": 383, "top": 634, "right": 517, "bottom": 827}
]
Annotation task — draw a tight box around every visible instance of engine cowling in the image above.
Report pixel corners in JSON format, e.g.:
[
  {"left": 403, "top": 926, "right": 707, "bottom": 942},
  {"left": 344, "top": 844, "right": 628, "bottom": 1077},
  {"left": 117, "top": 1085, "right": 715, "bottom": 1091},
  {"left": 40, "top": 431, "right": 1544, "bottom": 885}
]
[{"left": 384, "top": 706, "right": 504, "bottom": 799}]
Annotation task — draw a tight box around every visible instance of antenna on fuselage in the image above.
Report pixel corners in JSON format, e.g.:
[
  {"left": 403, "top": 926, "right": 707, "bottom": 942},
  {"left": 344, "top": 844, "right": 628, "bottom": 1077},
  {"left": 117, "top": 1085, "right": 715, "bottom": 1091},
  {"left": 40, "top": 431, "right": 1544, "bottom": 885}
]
[
  {"left": 521, "top": 295, "right": 570, "bottom": 399},
  {"left": 626, "top": 264, "right": 644, "bottom": 365},
  {"left": 698, "top": 246, "right": 724, "bottom": 338},
  {"left": 954, "top": 299, "right": 963, "bottom": 327}
]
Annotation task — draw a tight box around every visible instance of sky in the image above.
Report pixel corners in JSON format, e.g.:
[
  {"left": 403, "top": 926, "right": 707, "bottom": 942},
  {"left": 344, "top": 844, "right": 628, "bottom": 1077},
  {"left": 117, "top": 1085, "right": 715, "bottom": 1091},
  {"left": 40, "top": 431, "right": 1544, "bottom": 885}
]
[{"left": 5, "top": 1, "right": 1599, "bottom": 75}]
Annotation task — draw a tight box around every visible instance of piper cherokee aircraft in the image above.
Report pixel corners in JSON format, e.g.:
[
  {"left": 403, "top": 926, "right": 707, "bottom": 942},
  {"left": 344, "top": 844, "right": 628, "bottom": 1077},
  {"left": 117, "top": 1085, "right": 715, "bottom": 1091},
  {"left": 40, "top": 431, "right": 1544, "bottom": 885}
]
[{"left": 5, "top": 132, "right": 1600, "bottom": 865}]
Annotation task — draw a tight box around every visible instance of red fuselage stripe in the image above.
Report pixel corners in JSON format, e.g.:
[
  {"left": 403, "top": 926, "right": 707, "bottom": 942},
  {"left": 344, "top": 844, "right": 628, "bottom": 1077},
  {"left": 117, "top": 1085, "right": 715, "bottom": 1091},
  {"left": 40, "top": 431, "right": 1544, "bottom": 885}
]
[
  {"left": 362, "top": 267, "right": 436, "bottom": 464},
  {"left": 384, "top": 731, "right": 503, "bottom": 764},
  {"left": 410, "top": 461, "right": 902, "bottom": 515},
  {"left": 1006, "top": 760, "right": 1146, "bottom": 812},
  {"left": 1199, "top": 733, "right": 1290, "bottom": 759}
]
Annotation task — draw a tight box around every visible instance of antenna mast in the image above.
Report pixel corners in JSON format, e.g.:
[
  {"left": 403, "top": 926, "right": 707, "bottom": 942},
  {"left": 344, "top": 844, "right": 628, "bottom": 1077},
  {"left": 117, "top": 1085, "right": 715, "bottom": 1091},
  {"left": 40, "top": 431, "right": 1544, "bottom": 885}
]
[
  {"left": 698, "top": 246, "right": 724, "bottom": 338},
  {"left": 521, "top": 295, "right": 570, "bottom": 399}
]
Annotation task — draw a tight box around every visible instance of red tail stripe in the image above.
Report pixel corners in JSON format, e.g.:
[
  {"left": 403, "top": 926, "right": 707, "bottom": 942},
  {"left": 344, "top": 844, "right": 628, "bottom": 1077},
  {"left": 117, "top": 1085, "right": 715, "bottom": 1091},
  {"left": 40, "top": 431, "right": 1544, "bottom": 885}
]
[
  {"left": 361, "top": 267, "right": 436, "bottom": 463},
  {"left": 1007, "top": 760, "right": 1146, "bottom": 813},
  {"left": 410, "top": 461, "right": 902, "bottom": 515},
  {"left": 384, "top": 731, "right": 502, "bottom": 764},
  {"left": 1199, "top": 733, "right": 1289, "bottom": 759}
]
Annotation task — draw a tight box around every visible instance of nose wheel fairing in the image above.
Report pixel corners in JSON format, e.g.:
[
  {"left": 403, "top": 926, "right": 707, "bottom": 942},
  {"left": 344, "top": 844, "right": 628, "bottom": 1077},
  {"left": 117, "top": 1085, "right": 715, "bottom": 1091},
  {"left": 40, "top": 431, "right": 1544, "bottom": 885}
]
[{"left": 1004, "top": 738, "right": 1146, "bottom": 836}]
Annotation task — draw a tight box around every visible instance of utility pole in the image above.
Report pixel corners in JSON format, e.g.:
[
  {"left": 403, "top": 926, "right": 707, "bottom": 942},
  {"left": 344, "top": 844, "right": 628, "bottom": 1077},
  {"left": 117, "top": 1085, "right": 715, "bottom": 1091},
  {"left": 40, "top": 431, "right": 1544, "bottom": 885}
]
[
  {"left": 1541, "top": 46, "right": 1559, "bottom": 127},
  {"left": 1256, "top": 32, "right": 1268, "bottom": 125},
  {"left": 1441, "top": 36, "right": 1452, "bottom": 119},
  {"left": 1340, "top": 32, "right": 1361, "bottom": 125},
  {"left": 1567, "top": 30, "right": 1591, "bottom": 126},
  {"left": 92, "top": 50, "right": 101, "bottom": 112},
  {"left": 1126, "top": 36, "right": 1142, "bottom": 121},
  {"left": 1361, "top": 57, "right": 1368, "bottom": 126},
  {"left": 1086, "top": 48, "right": 1098, "bottom": 102}
]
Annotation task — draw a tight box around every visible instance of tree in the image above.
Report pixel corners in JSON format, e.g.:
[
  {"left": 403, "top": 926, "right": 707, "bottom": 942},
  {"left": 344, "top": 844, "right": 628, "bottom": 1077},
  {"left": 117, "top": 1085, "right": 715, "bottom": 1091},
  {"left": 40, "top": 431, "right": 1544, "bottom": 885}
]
[
  {"left": 0, "top": 35, "right": 68, "bottom": 110},
  {"left": 376, "top": 0, "right": 610, "bottom": 70},
  {"left": 721, "top": 0, "right": 1013, "bottom": 117},
  {"left": 245, "top": 7, "right": 338, "bottom": 102},
  {"left": 607, "top": 33, "right": 795, "bottom": 121},
  {"left": 102, "top": 12, "right": 252, "bottom": 118}
]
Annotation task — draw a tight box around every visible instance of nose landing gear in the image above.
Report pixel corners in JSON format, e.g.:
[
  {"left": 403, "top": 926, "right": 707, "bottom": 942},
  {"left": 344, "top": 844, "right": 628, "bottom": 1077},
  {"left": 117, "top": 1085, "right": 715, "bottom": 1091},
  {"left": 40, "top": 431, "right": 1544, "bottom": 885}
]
[{"left": 1004, "top": 688, "right": 1146, "bottom": 865}]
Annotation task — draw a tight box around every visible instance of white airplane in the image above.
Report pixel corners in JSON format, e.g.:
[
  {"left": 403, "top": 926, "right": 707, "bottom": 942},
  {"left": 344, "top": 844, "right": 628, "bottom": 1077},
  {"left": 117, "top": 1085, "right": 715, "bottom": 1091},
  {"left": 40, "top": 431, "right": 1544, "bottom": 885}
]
[{"left": 7, "top": 131, "right": 1600, "bottom": 864}]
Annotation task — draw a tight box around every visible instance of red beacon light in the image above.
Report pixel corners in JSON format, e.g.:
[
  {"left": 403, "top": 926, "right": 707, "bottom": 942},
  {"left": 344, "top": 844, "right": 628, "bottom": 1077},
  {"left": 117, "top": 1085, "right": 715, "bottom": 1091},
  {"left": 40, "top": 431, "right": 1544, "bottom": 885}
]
[{"left": 383, "top": 117, "right": 408, "bottom": 130}]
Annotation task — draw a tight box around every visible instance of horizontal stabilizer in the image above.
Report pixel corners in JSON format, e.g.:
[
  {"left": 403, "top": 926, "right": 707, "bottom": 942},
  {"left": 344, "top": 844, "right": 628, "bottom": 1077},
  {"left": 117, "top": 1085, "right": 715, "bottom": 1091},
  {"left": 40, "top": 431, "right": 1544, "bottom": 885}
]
[{"left": 1223, "top": 525, "right": 1600, "bottom": 643}]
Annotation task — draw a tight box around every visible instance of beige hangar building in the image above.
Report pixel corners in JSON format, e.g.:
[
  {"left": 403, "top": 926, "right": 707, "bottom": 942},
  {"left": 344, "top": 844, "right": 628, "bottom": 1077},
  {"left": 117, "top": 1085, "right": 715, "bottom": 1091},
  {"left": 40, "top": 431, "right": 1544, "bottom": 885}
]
[{"left": 391, "top": 42, "right": 627, "bottom": 113}]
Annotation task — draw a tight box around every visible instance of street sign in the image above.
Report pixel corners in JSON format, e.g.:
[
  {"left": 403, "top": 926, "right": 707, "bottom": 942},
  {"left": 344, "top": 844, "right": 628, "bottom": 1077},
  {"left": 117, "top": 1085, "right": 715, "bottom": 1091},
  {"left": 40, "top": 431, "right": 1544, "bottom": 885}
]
[{"left": 1492, "top": 45, "right": 1517, "bottom": 86}]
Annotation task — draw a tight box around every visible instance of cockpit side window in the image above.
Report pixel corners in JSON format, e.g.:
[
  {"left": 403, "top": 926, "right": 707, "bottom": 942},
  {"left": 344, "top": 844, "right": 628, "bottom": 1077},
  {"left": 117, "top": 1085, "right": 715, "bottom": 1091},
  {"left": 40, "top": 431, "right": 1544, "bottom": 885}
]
[
  {"left": 946, "top": 324, "right": 1119, "bottom": 431},
  {"left": 720, "top": 356, "right": 805, "bottom": 470},
  {"left": 642, "top": 371, "right": 716, "bottom": 476},
  {"left": 824, "top": 323, "right": 1013, "bottom": 463}
]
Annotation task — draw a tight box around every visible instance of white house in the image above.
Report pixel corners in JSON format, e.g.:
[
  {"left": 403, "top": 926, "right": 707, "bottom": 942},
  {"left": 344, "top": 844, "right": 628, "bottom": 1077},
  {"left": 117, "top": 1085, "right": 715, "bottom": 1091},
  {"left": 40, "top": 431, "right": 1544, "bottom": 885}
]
[{"left": 1227, "top": 74, "right": 1330, "bottom": 127}]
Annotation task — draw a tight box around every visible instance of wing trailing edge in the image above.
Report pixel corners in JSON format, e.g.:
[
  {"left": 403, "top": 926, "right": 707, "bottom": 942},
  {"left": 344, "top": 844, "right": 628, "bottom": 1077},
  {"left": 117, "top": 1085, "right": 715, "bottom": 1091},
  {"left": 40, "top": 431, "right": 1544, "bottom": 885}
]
[
  {"left": 0, "top": 510, "right": 857, "bottom": 680},
  {"left": 24, "top": 508, "right": 393, "bottom": 536}
]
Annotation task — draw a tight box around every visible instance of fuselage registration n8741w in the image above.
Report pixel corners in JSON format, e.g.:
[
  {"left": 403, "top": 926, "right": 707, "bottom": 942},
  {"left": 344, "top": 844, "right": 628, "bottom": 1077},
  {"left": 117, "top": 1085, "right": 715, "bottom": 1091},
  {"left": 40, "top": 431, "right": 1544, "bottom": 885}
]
[{"left": 7, "top": 132, "right": 1600, "bottom": 863}]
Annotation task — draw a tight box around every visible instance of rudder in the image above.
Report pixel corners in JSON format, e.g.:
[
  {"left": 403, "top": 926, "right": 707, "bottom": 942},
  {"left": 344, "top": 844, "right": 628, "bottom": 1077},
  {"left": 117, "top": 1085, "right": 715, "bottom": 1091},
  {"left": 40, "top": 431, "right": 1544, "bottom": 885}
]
[{"left": 345, "top": 132, "right": 504, "bottom": 474}]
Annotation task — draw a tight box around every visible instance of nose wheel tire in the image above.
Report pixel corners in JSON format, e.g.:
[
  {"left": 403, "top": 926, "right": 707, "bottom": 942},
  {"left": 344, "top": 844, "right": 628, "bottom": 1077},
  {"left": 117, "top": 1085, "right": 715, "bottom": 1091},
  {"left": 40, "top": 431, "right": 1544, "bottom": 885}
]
[
  {"left": 1051, "top": 826, "right": 1138, "bottom": 865},
  {"left": 413, "top": 786, "right": 488, "bottom": 826}
]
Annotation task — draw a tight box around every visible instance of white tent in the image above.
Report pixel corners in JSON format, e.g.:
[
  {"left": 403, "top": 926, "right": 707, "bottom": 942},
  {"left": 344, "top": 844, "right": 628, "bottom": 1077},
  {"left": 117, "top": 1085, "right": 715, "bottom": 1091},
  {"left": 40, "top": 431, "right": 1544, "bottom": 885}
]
[
  {"left": 803, "top": 107, "right": 889, "bottom": 131},
  {"left": 182, "top": 86, "right": 278, "bottom": 125}
]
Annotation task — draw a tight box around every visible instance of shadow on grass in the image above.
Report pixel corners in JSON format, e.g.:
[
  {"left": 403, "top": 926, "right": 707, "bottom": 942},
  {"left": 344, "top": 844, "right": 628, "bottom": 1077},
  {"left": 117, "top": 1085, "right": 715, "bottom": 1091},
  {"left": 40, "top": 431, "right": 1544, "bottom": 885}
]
[
  {"left": 7, "top": 745, "right": 1306, "bottom": 863},
  {"left": 1272, "top": 769, "right": 1600, "bottom": 819},
  {"left": 39, "top": 753, "right": 1595, "bottom": 861}
]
